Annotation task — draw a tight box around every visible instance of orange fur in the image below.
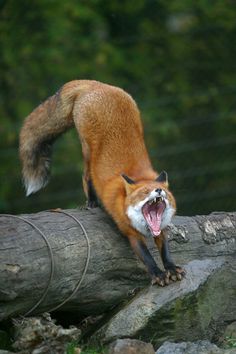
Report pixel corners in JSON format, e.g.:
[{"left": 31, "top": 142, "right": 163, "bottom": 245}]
[{"left": 20, "top": 80, "right": 179, "bottom": 282}]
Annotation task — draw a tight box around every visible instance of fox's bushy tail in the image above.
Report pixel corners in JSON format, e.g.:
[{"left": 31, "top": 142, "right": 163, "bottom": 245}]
[{"left": 19, "top": 81, "right": 83, "bottom": 196}]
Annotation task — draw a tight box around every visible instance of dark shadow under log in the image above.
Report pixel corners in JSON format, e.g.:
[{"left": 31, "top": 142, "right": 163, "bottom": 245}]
[{"left": 0, "top": 208, "right": 235, "bottom": 321}]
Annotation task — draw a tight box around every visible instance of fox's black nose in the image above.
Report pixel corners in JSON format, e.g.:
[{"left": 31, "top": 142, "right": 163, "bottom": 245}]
[{"left": 155, "top": 188, "right": 162, "bottom": 194}]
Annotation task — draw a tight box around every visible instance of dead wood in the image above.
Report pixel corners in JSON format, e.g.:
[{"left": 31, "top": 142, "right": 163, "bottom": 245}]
[{"left": 0, "top": 208, "right": 235, "bottom": 321}]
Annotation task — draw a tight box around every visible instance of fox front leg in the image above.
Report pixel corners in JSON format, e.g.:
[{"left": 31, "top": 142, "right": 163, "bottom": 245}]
[
  {"left": 154, "top": 230, "right": 185, "bottom": 281},
  {"left": 128, "top": 234, "right": 170, "bottom": 286}
]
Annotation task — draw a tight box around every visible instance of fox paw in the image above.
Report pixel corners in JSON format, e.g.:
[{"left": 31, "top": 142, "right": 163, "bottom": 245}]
[
  {"left": 151, "top": 271, "right": 171, "bottom": 287},
  {"left": 86, "top": 200, "right": 99, "bottom": 209},
  {"left": 165, "top": 265, "right": 186, "bottom": 281}
]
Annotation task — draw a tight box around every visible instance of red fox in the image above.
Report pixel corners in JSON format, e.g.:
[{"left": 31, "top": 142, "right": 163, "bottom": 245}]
[{"left": 20, "top": 80, "right": 185, "bottom": 285}]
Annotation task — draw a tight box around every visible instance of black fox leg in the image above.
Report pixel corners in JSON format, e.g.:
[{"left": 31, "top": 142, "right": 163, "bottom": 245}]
[
  {"left": 81, "top": 140, "right": 98, "bottom": 208},
  {"left": 154, "top": 231, "right": 185, "bottom": 281},
  {"left": 87, "top": 179, "right": 99, "bottom": 208},
  {"left": 128, "top": 235, "right": 170, "bottom": 286}
]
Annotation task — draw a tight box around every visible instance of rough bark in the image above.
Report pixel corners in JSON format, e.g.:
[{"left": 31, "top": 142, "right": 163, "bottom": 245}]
[{"left": 0, "top": 208, "right": 235, "bottom": 321}]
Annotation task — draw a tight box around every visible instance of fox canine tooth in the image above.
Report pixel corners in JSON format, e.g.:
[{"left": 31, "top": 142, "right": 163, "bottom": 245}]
[{"left": 154, "top": 198, "right": 157, "bottom": 203}]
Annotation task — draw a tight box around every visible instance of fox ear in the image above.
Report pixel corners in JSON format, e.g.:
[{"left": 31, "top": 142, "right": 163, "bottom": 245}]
[
  {"left": 121, "top": 174, "right": 135, "bottom": 185},
  {"left": 121, "top": 174, "right": 136, "bottom": 195},
  {"left": 156, "top": 171, "right": 168, "bottom": 185}
]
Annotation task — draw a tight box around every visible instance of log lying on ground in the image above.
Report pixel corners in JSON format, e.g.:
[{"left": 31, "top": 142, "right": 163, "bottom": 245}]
[{"left": 0, "top": 208, "right": 235, "bottom": 321}]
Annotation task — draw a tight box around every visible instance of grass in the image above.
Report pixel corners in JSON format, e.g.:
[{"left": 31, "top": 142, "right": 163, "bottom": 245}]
[
  {"left": 66, "top": 341, "right": 107, "bottom": 354},
  {"left": 223, "top": 335, "right": 236, "bottom": 349}
]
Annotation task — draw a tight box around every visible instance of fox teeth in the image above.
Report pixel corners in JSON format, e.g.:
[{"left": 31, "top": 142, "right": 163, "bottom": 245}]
[{"left": 148, "top": 196, "right": 164, "bottom": 205}]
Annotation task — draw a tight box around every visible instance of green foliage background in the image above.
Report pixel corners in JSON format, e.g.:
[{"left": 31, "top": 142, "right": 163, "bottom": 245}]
[{"left": 0, "top": 0, "right": 235, "bottom": 215}]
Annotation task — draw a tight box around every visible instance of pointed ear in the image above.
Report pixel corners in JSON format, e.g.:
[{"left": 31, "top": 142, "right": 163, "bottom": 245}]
[
  {"left": 121, "top": 174, "right": 135, "bottom": 185},
  {"left": 156, "top": 171, "right": 168, "bottom": 185},
  {"left": 121, "top": 174, "right": 136, "bottom": 195}
]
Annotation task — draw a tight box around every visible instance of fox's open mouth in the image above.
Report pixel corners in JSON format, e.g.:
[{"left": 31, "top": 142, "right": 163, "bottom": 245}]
[{"left": 142, "top": 197, "right": 166, "bottom": 237}]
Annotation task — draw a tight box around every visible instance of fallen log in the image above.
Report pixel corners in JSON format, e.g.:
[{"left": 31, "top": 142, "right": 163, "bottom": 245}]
[{"left": 0, "top": 208, "right": 235, "bottom": 321}]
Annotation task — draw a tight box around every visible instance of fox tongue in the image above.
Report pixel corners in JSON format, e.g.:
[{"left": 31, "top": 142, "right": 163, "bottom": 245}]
[
  {"left": 149, "top": 209, "right": 162, "bottom": 236},
  {"left": 142, "top": 201, "right": 165, "bottom": 237}
]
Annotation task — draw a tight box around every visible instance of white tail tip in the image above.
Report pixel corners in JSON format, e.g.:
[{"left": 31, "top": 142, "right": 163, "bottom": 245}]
[{"left": 24, "top": 178, "right": 46, "bottom": 196}]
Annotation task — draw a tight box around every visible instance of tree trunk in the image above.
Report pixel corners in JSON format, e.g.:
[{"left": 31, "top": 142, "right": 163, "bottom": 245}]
[{"left": 0, "top": 208, "right": 235, "bottom": 321}]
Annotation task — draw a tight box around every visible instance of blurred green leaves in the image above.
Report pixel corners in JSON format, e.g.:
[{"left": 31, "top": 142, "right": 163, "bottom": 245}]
[{"left": 0, "top": 0, "right": 235, "bottom": 215}]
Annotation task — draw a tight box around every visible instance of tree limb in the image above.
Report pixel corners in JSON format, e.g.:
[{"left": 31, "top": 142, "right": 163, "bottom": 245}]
[{"left": 0, "top": 208, "right": 235, "bottom": 321}]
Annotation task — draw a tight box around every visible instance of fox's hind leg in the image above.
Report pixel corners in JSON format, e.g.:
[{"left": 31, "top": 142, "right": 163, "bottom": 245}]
[
  {"left": 85, "top": 179, "right": 98, "bottom": 208},
  {"left": 81, "top": 139, "right": 98, "bottom": 208}
]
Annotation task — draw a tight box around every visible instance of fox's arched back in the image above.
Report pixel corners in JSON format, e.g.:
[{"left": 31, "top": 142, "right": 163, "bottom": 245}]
[{"left": 20, "top": 80, "right": 185, "bottom": 285}]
